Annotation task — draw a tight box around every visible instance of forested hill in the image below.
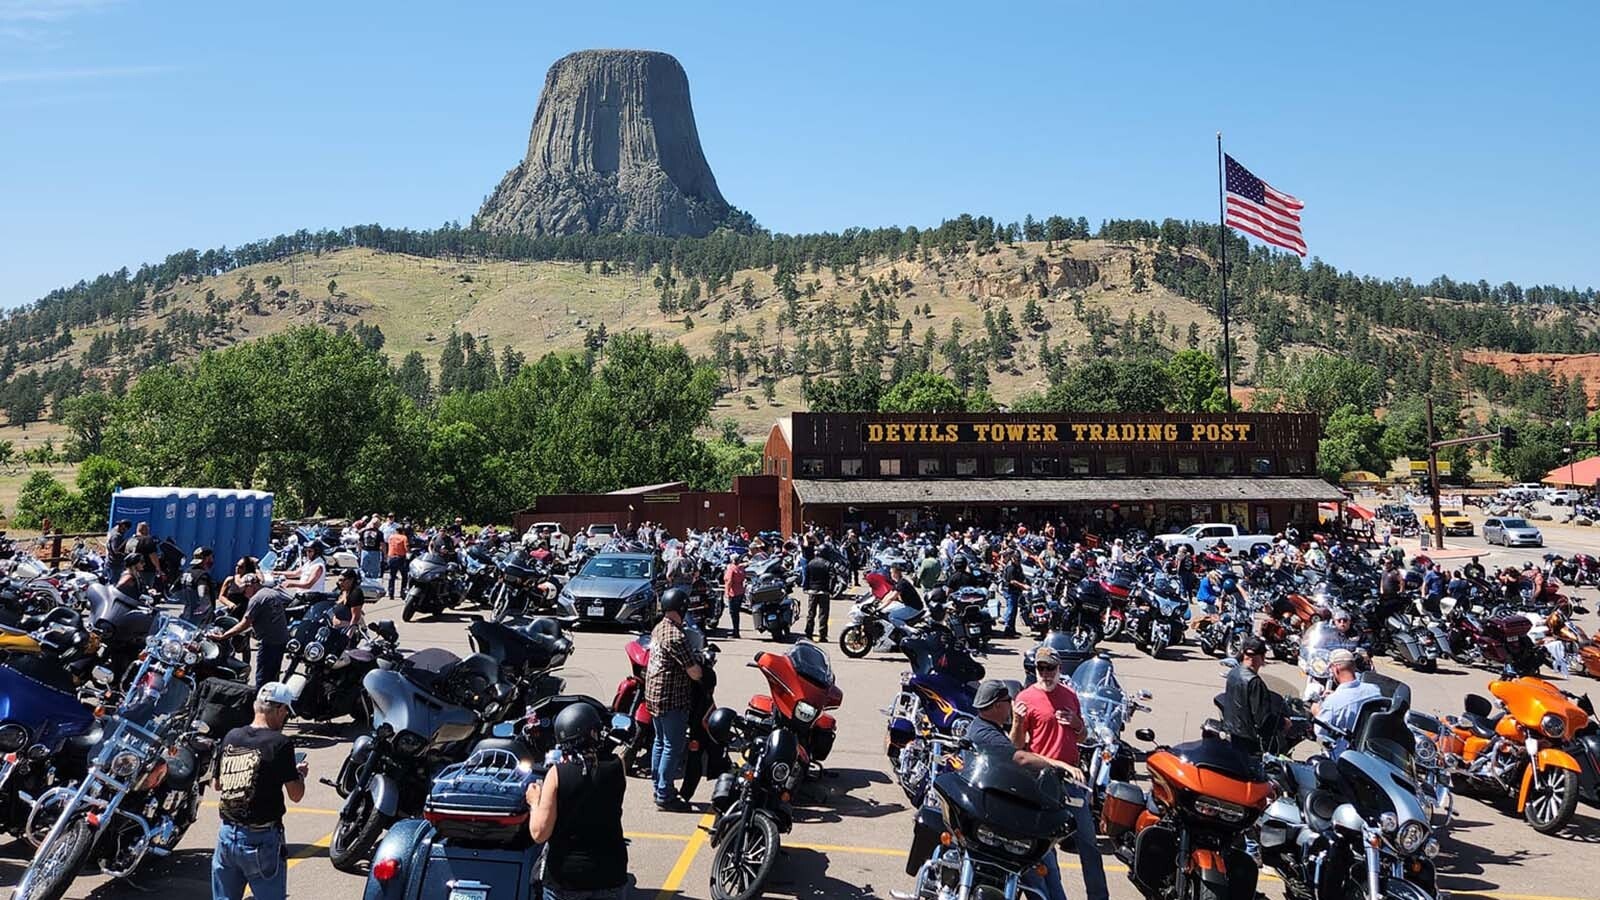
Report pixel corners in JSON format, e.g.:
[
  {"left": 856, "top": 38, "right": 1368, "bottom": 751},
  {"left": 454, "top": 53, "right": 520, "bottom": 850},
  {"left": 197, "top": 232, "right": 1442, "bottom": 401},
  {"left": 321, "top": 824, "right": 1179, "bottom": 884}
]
[{"left": 3, "top": 214, "right": 1597, "bottom": 443}]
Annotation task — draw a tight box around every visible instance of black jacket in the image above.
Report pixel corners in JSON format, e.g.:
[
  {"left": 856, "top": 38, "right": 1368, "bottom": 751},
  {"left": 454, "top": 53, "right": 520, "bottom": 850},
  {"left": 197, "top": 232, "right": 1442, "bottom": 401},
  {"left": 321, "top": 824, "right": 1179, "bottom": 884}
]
[{"left": 1221, "top": 664, "right": 1280, "bottom": 752}]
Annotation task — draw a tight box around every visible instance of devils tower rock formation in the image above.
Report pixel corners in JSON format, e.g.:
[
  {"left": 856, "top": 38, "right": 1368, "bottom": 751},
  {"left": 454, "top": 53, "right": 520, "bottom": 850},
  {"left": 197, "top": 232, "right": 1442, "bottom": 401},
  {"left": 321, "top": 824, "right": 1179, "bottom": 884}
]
[{"left": 477, "top": 50, "right": 739, "bottom": 238}]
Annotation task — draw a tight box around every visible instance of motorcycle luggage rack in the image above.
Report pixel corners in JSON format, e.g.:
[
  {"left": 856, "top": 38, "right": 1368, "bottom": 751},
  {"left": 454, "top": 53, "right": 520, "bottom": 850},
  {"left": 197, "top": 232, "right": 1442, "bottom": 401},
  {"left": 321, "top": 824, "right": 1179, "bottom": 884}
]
[{"left": 435, "top": 748, "right": 530, "bottom": 787}]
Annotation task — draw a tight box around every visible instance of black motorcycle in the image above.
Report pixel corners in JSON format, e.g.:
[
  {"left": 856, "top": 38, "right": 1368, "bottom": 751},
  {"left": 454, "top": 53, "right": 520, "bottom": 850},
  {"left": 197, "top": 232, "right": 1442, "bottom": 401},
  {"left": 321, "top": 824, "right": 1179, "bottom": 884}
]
[
  {"left": 1125, "top": 578, "right": 1187, "bottom": 658},
  {"left": 487, "top": 549, "right": 571, "bottom": 624},
  {"left": 282, "top": 606, "right": 403, "bottom": 724},
  {"left": 402, "top": 553, "right": 465, "bottom": 622},
  {"left": 907, "top": 747, "right": 1079, "bottom": 900}
]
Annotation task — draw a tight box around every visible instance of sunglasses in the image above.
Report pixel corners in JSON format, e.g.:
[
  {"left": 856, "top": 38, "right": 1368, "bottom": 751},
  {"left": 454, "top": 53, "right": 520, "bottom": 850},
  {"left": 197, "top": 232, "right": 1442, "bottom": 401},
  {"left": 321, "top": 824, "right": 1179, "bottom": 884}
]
[{"left": 1035, "top": 662, "right": 1059, "bottom": 672}]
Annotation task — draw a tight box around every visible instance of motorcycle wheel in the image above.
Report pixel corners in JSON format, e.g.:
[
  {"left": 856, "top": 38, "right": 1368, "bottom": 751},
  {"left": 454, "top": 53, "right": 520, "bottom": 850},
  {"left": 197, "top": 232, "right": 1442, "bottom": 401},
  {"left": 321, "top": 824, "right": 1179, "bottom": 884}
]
[
  {"left": 838, "top": 625, "right": 871, "bottom": 658},
  {"left": 14, "top": 817, "right": 92, "bottom": 900},
  {"left": 1102, "top": 611, "right": 1125, "bottom": 641},
  {"left": 1524, "top": 765, "right": 1579, "bottom": 834},
  {"left": 710, "top": 813, "right": 781, "bottom": 900},
  {"left": 489, "top": 584, "right": 513, "bottom": 623},
  {"left": 401, "top": 597, "right": 418, "bottom": 623},
  {"left": 1415, "top": 657, "right": 1438, "bottom": 673},
  {"left": 328, "top": 793, "right": 392, "bottom": 872}
]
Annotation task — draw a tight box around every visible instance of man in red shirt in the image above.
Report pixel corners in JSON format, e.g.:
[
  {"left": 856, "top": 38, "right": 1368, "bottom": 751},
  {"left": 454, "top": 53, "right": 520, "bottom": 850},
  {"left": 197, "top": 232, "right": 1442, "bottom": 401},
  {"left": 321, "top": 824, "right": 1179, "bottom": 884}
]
[
  {"left": 722, "top": 555, "right": 746, "bottom": 639},
  {"left": 1011, "top": 646, "right": 1108, "bottom": 900}
]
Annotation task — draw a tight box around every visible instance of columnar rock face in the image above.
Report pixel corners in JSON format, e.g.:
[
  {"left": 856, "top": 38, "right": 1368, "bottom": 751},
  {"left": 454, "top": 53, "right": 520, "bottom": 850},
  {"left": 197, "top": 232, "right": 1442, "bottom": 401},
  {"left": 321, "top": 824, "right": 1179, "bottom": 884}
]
[{"left": 477, "top": 50, "right": 736, "bottom": 237}]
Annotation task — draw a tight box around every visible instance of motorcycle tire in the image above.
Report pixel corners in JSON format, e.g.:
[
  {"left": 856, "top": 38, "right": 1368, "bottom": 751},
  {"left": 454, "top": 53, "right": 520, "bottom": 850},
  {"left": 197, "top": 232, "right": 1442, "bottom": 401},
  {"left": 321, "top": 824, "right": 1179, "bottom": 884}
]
[
  {"left": 13, "top": 816, "right": 93, "bottom": 900},
  {"left": 838, "top": 625, "right": 872, "bottom": 658},
  {"left": 1414, "top": 657, "right": 1438, "bottom": 673},
  {"left": 1524, "top": 765, "right": 1579, "bottom": 834},
  {"left": 710, "top": 812, "right": 781, "bottom": 900},
  {"left": 1102, "top": 612, "right": 1125, "bottom": 642},
  {"left": 329, "top": 793, "right": 392, "bottom": 872},
  {"left": 401, "top": 598, "right": 418, "bottom": 623},
  {"left": 490, "top": 585, "right": 522, "bottom": 624}
]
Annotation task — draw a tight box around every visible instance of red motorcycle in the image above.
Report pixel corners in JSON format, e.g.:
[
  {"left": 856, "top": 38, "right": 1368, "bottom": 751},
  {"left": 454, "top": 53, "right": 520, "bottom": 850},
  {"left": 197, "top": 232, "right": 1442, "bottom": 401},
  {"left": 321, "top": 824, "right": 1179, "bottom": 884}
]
[
  {"left": 611, "top": 628, "right": 724, "bottom": 786},
  {"left": 611, "top": 634, "right": 655, "bottom": 776}
]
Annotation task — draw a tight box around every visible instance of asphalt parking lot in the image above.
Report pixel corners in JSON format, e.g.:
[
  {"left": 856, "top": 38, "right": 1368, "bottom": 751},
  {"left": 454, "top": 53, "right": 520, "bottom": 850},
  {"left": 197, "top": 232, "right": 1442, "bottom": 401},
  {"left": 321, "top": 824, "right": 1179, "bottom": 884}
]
[{"left": 2, "top": 577, "right": 1598, "bottom": 900}]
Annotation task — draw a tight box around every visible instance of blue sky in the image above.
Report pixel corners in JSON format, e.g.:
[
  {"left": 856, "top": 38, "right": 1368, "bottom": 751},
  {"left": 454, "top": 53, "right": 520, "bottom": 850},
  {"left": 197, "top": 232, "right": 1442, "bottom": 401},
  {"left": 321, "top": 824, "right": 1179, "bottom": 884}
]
[{"left": 2, "top": 1, "right": 1595, "bottom": 307}]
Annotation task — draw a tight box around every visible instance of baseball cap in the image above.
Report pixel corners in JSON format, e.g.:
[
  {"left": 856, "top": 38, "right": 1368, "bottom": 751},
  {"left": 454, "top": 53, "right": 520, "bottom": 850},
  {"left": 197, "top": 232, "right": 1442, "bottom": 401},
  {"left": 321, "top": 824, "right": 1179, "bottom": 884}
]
[
  {"left": 1330, "top": 608, "right": 1350, "bottom": 621},
  {"left": 972, "top": 680, "right": 1018, "bottom": 710},
  {"left": 1034, "top": 646, "right": 1060, "bottom": 667},
  {"left": 1239, "top": 636, "right": 1268, "bottom": 657},
  {"left": 1329, "top": 649, "right": 1357, "bottom": 669},
  {"left": 256, "top": 682, "right": 297, "bottom": 714}
]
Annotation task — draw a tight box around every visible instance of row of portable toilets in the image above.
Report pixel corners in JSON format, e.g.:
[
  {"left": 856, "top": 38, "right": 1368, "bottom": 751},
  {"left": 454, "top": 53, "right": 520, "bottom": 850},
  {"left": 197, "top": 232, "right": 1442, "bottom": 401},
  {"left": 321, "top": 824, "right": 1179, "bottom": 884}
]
[{"left": 106, "top": 487, "right": 274, "bottom": 580}]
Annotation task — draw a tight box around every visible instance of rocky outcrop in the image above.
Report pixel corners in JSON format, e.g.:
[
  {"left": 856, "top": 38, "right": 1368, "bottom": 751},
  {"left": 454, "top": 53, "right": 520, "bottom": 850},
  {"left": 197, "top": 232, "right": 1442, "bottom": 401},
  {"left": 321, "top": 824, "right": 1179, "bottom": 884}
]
[{"left": 477, "top": 50, "right": 738, "bottom": 238}]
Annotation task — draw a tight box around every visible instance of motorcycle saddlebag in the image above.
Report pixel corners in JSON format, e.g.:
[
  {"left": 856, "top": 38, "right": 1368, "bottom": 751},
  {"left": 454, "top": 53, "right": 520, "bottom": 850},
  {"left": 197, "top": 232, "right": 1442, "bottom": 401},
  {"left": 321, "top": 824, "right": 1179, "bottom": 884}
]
[
  {"left": 809, "top": 719, "right": 837, "bottom": 763},
  {"left": 1488, "top": 615, "right": 1532, "bottom": 638},
  {"left": 422, "top": 751, "right": 533, "bottom": 848},
  {"left": 1099, "top": 780, "right": 1145, "bottom": 837},
  {"left": 747, "top": 579, "right": 788, "bottom": 607},
  {"left": 195, "top": 677, "right": 256, "bottom": 738},
  {"left": 710, "top": 771, "right": 739, "bottom": 813}
]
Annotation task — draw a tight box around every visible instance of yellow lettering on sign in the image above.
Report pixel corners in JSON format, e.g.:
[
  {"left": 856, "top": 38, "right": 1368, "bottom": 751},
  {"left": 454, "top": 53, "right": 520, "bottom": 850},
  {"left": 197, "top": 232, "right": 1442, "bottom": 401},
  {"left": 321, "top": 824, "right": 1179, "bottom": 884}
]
[
  {"left": 884, "top": 424, "right": 900, "bottom": 442},
  {"left": 902, "top": 422, "right": 919, "bottom": 442},
  {"left": 1026, "top": 424, "right": 1041, "bottom": 442},
  {"left": 1005, "top": 424, "right": 1025, "bottom": 441},
  {"left": 1088, "top": 425, "right": 1104, "bottom": 441},
  {"left": 1162, "top": 424, "right": 1177, "bottom": 441},
  {"left": 1071, "top": 424, "right": 1088, "bottom": 441},
  {"left": 1235, "top": 423, "right": 1252, "bottom": 441},
  {"left": 1043, "top": 424, "right": 1058, "bottom": 442},
  {"left": 973, "top": 424, "right": 990, "bottom": 442},
  {"left": 867, "top": 424, "right": 884, "bottom": 442},
  {"left": 944, "top": 424, "right": 959, "bottom": 442}
]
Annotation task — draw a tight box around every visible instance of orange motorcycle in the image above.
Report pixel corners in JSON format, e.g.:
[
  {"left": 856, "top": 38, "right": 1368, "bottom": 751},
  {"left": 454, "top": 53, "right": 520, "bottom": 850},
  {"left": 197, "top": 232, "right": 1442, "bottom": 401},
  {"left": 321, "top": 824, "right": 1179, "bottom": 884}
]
[
  {"left": 1545, "top": 610, "right": 1600, "bottom": 679},
  {"left": 1427, "top": 676, "right": 1596, "bottom": 834},
  {"left": 1100, "top": 728, "right": 1273, "bottom": 900}
]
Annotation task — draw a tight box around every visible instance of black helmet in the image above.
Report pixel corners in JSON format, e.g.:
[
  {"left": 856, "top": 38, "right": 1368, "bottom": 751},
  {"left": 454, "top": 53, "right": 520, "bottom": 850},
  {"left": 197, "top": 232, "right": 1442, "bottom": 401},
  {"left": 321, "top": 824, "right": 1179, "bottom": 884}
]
[
  {"left": 660, "top": 586, "right": 690, "bottom": 615},
  {"left": 1065, "top": 557, "right": 1086, "bottom": 578},
  {"left": 705, "top": 707, "right": 739, "bottom": 746},
  {"left": 338, "top": 567, "right": 360, "bottom": 582},
  {"left": 552, "top": 701, "right": 604, "bottom": 749},
  {"left": 953, "top": 557, "right": 968, "bottom": 571}
]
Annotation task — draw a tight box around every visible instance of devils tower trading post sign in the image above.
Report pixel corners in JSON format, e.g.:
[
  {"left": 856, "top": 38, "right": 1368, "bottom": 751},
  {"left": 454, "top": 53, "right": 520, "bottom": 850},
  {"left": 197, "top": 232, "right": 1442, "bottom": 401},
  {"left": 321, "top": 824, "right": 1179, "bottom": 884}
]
[{"left": 862, "top": 421, "right": 1256, "bottom": 445}]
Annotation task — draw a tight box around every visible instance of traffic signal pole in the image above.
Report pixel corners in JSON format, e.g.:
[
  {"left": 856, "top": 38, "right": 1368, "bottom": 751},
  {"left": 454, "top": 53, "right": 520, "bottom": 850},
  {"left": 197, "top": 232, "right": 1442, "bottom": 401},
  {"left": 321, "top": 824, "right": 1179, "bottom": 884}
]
[{"left": 1423, "top": 395, "right": 1515, "bottom": 551}]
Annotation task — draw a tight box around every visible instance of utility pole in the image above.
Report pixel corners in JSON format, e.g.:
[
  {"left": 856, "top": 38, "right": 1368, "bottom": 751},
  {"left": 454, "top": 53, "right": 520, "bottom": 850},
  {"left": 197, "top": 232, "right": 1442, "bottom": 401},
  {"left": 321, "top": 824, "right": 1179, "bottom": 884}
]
[{"left": 1423, "top": 398, "right": 1517, "bottom": 550}]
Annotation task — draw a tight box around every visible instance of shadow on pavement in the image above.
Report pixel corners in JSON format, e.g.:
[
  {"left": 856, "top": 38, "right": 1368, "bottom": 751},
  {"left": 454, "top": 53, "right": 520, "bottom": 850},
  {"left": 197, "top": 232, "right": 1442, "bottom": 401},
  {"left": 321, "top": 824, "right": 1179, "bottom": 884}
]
[{"left": 765, "top": 846, "right": 879, "bottom": 899}]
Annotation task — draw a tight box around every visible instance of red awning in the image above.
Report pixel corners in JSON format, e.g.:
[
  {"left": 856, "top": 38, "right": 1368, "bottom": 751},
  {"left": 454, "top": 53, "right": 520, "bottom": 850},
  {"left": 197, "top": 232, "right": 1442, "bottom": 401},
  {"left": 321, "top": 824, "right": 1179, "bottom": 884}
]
[
  {"left": 1346, "top": 503, "right": 1375, "bottom": 521},
  {"left": 1543, "top": 456, "right": 1600, "bottom": 488}
]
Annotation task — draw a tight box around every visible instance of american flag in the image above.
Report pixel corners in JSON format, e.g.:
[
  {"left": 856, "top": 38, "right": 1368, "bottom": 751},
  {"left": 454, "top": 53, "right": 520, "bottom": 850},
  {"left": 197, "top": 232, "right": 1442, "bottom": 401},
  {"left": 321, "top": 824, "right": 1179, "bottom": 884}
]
[{"left": 1224, "top": 154, "right": 1305, "bottom": 256}]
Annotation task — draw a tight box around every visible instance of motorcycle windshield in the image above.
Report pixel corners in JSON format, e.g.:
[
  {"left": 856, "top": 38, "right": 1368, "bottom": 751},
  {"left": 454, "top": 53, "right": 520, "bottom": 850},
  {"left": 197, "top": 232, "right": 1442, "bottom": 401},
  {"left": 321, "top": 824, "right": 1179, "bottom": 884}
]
[
  {"left": 788, "top": 641, "right": 835, "bottom": 688},
  {"left": 1071, "top": 658, "right": 1126, "bottom": 734},
  {"left": 293, "top": 601, "right": 341, "bottom": 640},
  {"left": 1299, "top": 626, "right": 1334, "bottom": 675},
  {"left": 944, "top": 748, "right": 1074, "bottom": 835}
]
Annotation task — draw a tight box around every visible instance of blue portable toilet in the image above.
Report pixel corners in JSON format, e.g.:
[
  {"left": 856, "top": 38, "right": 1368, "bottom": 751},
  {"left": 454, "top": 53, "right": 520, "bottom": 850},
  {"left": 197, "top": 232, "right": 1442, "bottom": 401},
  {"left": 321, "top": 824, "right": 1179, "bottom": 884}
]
[
  {"left": 197, "top": 490, "right": 222, "bottom": 578},
  {"left": 174, "top": 490, "right": 200, "bottom": 557},
  {"left": 236, "top": 494, "right": 258, "bottom": 569},
  {"left": 154, "top": 488, "right": 181, "bottom": 542},
  {"left": 216, "top": 493, "right": 240, "bottom": 583},
  {"left": 254, "top": 492, "right": 275, "bottom": 560},
  {"left": 107, "top": 487, "right": 158, "bottom": 535}
]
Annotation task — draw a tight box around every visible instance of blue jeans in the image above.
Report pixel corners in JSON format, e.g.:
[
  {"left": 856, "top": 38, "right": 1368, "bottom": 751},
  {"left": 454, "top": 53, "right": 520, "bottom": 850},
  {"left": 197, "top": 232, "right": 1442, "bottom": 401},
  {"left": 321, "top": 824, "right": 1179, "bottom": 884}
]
[
  {"left": 1004, "top": 589, "right": 1022, "bottom": 632},
  {"left": 1021, "top": 784, "right": 1108, "bottom": 900},
  {"left": 359, "top": 549, "right": 382, "bottom": 579},
  {"left": 212, "top": 822, "right": 285, "bottom": 900},
  {"left": 650, "top": 707, "right": 690, "bottom": 804},
  {"left": 255, "top": 642, "right": 285, "bottom": 688}
]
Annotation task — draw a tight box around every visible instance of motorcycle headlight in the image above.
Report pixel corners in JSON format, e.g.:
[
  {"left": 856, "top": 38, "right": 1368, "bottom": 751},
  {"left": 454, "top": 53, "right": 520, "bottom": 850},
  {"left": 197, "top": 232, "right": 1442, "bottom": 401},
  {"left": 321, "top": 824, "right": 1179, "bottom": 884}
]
[
  {"left": 109, "top": 750, "right": 143, "bottom": 779},
  {"left": 393, "top": 730, "right": 428, "bottom": 756},
  {"left": 0, "top": 723, "right": 29, "bottom": 752},
  {"left": 1095, "top": 724, "right": 1115, "bottom": 745},
  {"left": 1422, "top": 838, "right": 1440, "bottom": 859},
  {"left": 949, "top": 715, "right": 972, "bottom": 738},
  {"left": 974, "top": 823, "right": 1035, "bottom": 855},
  {"left": 1395, "top": 820, "right": 1429, "bottom": 854},
  {"left": 158, "top": 637, "right": 186, "bottom": 664},
  {"left": 1308, "top": 656, "right": 1330, "bottom": 678},
  {"left": 1191, "top": 797, "right": 1250, "bottom": 823},
  {"left": 1378, "top": 812, "right": 1399, "bottom": 834},
  {"left": 304, "top": 642, "right": 326, "bottom": 663},
  {"left": 771, "top": 761, "right": 792, "bottom": 785},
  {"left": 286, "top": 639, "right": 302, "bottom": 654},
  {"left": 793, "top": 701, "right": 819, "bottom": 724},
  {"left": 1541, "top": 713, "right": 1566, "bottom": 739}
]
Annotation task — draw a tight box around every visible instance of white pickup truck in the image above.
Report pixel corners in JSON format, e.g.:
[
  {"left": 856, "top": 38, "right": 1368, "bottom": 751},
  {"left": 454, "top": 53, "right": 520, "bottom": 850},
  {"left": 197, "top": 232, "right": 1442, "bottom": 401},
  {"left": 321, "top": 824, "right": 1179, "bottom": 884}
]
[{"left": 1155, "top": 523, "right": 1275, "bottom": 556}]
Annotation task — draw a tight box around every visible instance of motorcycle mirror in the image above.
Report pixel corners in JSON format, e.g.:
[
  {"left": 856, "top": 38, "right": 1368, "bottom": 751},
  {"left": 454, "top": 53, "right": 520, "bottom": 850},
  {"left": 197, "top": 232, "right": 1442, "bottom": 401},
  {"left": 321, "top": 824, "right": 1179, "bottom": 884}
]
[
  {"left": 1331, "top": 803, "right": 1365, "bottom": 834},
  {"left": 193, "top": 719, "right": 212, "bottom": 736},
  {"left": 1138, "top": 689, "right": 1154, "bottom": 700},
  {"left": 91, "top": 666, "right": 113, "bottom": 685},
  {"left": 610, "top": 712, "right": 634, "bottom": 735},
  {"left": 1134, "top": 728, "right": 1156, "bottom": 742}
]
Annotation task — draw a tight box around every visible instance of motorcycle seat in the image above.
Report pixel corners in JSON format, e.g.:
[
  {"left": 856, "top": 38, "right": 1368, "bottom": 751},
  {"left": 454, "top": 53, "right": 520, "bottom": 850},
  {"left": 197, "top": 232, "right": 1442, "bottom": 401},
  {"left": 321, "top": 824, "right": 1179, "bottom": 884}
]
[{"left": 1461, "top": 711, "right": 1502, "bottom": 739}]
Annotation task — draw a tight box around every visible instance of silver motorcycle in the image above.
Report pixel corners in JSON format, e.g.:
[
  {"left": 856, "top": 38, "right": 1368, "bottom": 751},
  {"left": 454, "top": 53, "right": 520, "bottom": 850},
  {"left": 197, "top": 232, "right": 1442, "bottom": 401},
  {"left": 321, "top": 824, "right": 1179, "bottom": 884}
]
[{"left": 1070, "top": 653, "right": 1151, "bottom": 805}]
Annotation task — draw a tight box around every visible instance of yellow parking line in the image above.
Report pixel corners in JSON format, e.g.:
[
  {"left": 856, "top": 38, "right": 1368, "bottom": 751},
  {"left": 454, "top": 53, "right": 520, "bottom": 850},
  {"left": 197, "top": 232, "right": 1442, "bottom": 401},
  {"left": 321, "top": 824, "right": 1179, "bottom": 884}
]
[
  {"left": 286, "top": 832, "right": 333, "bottom": 870},
  {"left": 628, "top": 831, "right": 694, "bottom": 842},
  {"left": 654, "top": 813, "right": 715, "bottom": 899}
]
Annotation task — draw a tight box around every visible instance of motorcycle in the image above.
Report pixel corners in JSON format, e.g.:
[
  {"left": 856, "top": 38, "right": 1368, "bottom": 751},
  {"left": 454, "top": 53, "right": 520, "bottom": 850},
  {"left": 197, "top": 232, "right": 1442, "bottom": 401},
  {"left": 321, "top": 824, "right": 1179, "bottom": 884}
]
[
  {"left": 401, "top": 552, "right": 466, "bottom": 622},
  {"left": 885, "top": 631, "right": 990, "bottom": 805},
  {"left": 1426, "top": 675, "right": 1594, "bottom": 833},
  {"left": 705, "top": 642, "right": 843, "bottom": 900},
  {"left": 1259, "top": 692, "right": 1442, "bottom": 900},
  {"left": 1382, "top": 601, "right": 1449, "bottom": 673},
  {"left": 0, "top": 638, "right": 100, "bottom": 839},
  {"left": 839, "top": 593, "right": 922, "bottom": 659},
  {"left": 1447, "top": 610, "right": 1546, "bottom": 675},
  {"left": 1193, "top": 602, "right": 1252, "bottom": 659},
  {"left": 328, "top": 647, "right": 517, "bottom": 870},
  {"left": 1072, "top": 653, "right": 1150, "bottom": 807},
  {"left": 1100, "top": 729, "right": 1272, "bottom": 900},
  {"left": 282, "top": 605, "right": 402, "bottom": 724},
  {"left": 611, "top": 622, "right": 720, "bottom": 779},
  {"left": 906, "top": 748, "right": 1080, "bottom": 900},
  {"left": 1125, "top": 578, "right": 1186, "bottom": 658},
  {"left": 488, "top": 548, "right": 573, "bottom": 624},
  {"left": 745, "top": 561, "right": 798, "bottom": 641},
  {"left": 14, "top": 616, "right": 218, "bottom": 900}
]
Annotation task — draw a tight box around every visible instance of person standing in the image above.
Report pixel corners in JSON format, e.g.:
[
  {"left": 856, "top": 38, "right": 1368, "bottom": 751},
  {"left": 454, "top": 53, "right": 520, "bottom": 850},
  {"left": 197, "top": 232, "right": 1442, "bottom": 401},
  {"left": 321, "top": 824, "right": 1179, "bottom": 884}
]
[
  {"left": 723, "top": 553, "right": 746, "bottom": 639},
  {"left": 180, "top": 546, "right": 218, "bottom": 625},
  {"left": 106, "top": 519, "right": 132, "bottom": 584},
  {"left": 210, "top": 575, "right": 292, "bottom": 687},
  {"left": 210, "top": 683, "right": 307, "bottom": 900},
  {"left": 1001, "top": 549, "right": 1027, "bottom": 637},
  {"left": 525, "top": 703, "right": 629, "bottom": 900},
  {"left": 804, "top": 551, "right": 836, "bottom": 642},
  {"left": 133, "top": 522, "right": 161, "bottom": 590},
  {"left": 358, "top": 517, "right": 384, "bottom": 580},
  {"left": 385, "top": 526, "right": 410, "bottom": 600},
  {"left": 915, "top": 547, "right": 943, "bottom": 593},
  {"left": 645, "top": 588, "right": 702, "bottom": 811},
  {"left": 1009, "top": 650, "right": 1108, "bottom": 900},
  {"left": 1221, "top": 637, "right": 1283, "bottom": 754}
]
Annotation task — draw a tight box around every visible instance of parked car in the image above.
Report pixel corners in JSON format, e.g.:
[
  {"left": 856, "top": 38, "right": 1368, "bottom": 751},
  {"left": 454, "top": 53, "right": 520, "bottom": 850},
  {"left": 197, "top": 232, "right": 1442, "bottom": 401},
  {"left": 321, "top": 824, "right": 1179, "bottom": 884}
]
[
  {"left": 1421, "top": 510, "right": 1475, "bottom": 536},
  {"left": 1377, "top": 503, "right": 1419, "bottom": 527},
  {"left": 558, "top": 552, "right": 660, "bottom": 626},
  {"left": 1543, "top": 488, "right": 1581, "bottom": 506},
  {"left": 585, "top": 523, "right": 619, "bottom": 539},
  {"left": 1154, "top": 523, "right": 1274, "bottom": 556},
  {"left": 1482, "top": 516, "right": 1543, "bottom": 547}
]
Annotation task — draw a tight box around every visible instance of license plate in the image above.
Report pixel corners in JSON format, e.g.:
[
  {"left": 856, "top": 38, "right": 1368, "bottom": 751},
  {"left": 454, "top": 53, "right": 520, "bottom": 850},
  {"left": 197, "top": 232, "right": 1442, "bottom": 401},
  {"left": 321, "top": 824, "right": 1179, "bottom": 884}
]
[
  {"left": 449, "top": 890, "right": 487, "bottom": 900},
  {"left": 968, "top": 625, "right": 984, "bottom": 635},
  {"left": 587, "top": 605, "right": 606, "bottom": 617}
]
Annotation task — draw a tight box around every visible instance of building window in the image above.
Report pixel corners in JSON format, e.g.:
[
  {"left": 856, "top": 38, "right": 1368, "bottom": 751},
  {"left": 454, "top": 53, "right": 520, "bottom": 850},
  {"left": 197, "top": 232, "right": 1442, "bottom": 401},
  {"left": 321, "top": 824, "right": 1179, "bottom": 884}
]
[
  {"left": 1066, "top": 455, "right": 1090, "bottom": 475},
  {"left": 1251, "top": 456, "right": 1274, "bottom": 475},
  {"left": 1029, "top": 457, "right": 1058, "bottom": 476},
  {"left": 1284, "top": 455, "right": 1308, "bottom": 474},
  {"left": 1145, "top": 456, "right": 1165, "bottom": 475},
  {"left": 993, "top": 456, "right": 1017, "bottom": 476},
  {"left": 955, "top": 457, "right": 978, "bottom": 476},
  {"left": 1211, "top": 454, "right": 1238, "bottom": 475},
  {"left": 918, "top": 457, "right": 943, "bottom": 476},
  {"left": 878, "top": 458, "right": 902, "bottom": 476},
  {"left": 798, "top": 458, "right": 824, "bottom": 477},
  {"left": 839, "top": 458, "right": 863, "bottom": 476},
  {"left": 1177, "top": 455, "right": 1201, "bottom": 475},
  {"left": 779, "top": 459, "right": 789, "bottom": 478},
  {"left": 1103, "top": 456, "right": 1128, "bottom": 475}
]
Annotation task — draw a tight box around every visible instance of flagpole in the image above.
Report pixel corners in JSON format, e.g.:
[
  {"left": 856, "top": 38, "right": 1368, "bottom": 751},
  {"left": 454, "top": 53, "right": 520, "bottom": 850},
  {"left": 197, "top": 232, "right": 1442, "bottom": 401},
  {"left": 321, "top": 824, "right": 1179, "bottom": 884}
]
[{"left": 1216, "top": 132, "right": 1233, "bottom": 408}]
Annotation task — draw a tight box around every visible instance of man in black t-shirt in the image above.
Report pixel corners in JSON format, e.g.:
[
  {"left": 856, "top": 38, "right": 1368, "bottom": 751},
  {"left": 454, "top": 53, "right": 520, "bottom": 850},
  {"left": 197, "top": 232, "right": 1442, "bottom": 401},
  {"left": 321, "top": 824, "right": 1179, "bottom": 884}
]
[
  {"left": 358, "top": 516, "right": 384, "bottom": 580},
  {"left": 210, "top": 682, "right": 306, "bottom": 900},
  {"left": 884, "top": 563, "right": 924, "bottom": 632},
  {"left": 133, "top": 522, "right": 160, "bottom": 589},
  {"left": 210, "top": 576, "right": 292, "bottom": 687}
]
